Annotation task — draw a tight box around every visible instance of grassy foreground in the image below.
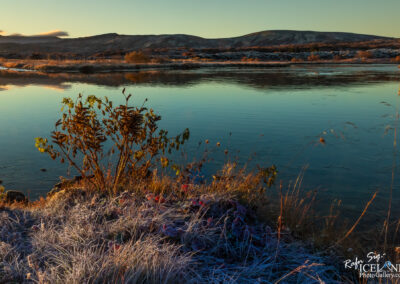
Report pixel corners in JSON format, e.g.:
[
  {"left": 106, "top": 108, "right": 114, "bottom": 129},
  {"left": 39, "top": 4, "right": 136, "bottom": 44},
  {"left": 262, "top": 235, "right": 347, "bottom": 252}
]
[{"left": 0, "top": 172, "right": 346, "bottom": 283}]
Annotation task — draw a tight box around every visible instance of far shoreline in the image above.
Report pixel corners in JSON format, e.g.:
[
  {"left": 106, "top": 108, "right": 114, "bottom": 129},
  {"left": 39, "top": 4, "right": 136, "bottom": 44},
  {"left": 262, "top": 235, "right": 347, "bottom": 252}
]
[{"left": 0, "top": 58, "right": 399, "bottom": 74}]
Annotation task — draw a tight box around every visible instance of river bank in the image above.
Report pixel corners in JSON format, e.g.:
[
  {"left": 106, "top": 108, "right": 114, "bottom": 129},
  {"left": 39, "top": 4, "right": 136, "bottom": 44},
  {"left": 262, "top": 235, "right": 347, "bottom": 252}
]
[{"left": 0, "top": 58, "right": 398, "bottom": 73}]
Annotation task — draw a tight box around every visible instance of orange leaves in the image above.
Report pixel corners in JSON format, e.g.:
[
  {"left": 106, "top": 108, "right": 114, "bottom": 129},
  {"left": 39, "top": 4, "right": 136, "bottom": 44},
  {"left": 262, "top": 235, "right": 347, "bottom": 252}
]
[{"left": 36, "top": 90, "right": 190, "bottom": 194}]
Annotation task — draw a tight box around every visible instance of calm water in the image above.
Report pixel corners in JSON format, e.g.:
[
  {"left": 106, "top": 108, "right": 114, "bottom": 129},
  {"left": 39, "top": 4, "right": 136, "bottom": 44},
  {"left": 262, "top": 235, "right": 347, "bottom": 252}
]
[{"left": 0, "top": 64, "right": 399, "bottom": 219}]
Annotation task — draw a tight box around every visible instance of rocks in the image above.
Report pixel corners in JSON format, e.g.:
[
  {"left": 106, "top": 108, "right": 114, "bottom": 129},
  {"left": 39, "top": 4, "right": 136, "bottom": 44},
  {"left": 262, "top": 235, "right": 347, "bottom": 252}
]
[{"left": 4, "top": 190, "right": 27, "bottom": 203}]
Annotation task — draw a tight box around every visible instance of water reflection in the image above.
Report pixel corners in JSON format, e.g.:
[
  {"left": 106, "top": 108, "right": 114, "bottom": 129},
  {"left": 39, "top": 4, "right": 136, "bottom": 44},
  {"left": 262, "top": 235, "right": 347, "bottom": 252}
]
[{"left": 1, "top": 64, "right": 399, "bottom": 92}]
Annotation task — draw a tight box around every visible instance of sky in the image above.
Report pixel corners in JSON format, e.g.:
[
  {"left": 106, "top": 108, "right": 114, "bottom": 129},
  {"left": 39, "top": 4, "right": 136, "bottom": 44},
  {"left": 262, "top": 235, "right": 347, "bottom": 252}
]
[{"left": 1, "top": 0, "right": 399, "bottom": 38}]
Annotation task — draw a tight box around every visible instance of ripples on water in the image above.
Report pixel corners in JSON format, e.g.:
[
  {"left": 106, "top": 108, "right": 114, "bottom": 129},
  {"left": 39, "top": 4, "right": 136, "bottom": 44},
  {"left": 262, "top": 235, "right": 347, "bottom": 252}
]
[{"left": 0, "top": 64, "right": 399, "bottom": 219}]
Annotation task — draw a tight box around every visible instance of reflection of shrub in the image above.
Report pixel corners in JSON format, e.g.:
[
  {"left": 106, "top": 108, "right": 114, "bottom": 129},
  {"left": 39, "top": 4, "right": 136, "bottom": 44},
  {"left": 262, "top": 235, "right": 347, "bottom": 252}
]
[
  {"left": 35, "top": 90, "right": 189, "bottom": 193},
  {"left": 125, "top": 51, "right": 151, "bottom": 63}
]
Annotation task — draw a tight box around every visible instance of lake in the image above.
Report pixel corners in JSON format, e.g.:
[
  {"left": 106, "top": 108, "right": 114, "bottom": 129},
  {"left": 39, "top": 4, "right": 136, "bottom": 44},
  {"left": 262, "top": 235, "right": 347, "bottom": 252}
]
[{"left": 0, "top": 64, "right": 399, "bottom": 221}]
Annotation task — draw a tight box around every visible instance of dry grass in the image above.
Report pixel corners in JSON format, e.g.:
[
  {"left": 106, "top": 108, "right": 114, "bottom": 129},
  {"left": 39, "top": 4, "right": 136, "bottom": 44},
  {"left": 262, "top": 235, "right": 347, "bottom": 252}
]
[{"left": 0, "top": 166, "right": 346, "bottom": 283}]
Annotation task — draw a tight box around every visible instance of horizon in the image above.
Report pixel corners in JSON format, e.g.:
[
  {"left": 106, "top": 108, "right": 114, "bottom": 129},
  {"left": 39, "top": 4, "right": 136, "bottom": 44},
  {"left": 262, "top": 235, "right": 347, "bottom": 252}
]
[
  {"left": 1, "top": 0, "right": 399, "bottom": 38},
  {"left": 0, "top": 29, "right": 397, "bottom": 40}
]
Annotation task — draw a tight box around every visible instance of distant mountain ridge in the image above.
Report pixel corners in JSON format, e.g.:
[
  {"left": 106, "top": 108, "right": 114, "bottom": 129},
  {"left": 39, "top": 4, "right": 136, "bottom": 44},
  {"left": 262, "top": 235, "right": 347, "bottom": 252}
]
[{"left": 0, "top": 30, "right": 395, "bottom": 56}]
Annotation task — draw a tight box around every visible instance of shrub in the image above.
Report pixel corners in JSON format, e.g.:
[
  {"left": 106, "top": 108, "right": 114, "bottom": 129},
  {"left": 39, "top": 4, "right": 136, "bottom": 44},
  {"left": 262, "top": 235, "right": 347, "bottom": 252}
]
[
  {"left": 307, "top": 53, "right": 320, "bottom": 61},
  {"left": 241, "top": 57, "right": 260, "bottom": 62},
  {"left": 29, "top": 53, "right": 44, "bottom": 60},
  {"left": 35, "top": 90, "right": 189, "bottom": 193},
  {"left": 125, "top": 51, "right": 151, "bottom": 63},
  {"left": 290, "top": 57, "right": 303, "bottom": 63},
  {"left": 356, "top": 50, "right": 373, "bottom": 59},
  {"left": 151, "top": 57, "right": 170, "bottom": 64},
  {"left": 333, "top": 55, "right": 343, "bottom": 61},
  {"left": 391, "top": 55, "right": 400, "bottom": 63},
  {"left": 182, "top": 52, "right": 192, "bottom": 57}
]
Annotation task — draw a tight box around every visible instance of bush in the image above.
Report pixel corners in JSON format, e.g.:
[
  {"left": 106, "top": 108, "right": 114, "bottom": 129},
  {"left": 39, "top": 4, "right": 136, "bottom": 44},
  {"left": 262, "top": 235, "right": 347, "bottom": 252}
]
[
  {"left": 356, "top": 50, "right": 373, "bottom": 59},
  {"left": 290, "top": 57, "right": 303, "bottom": 63},
  {"left": 151, "top": 57, "right": 170, "bottom": 64},
  {"left": 391, "top": 55, "right": 400, "bottom": 63},
  {"left": 35, "top": 90, "right": 189, "bottom": 193},
  {"left": 307, "top": 53, "right": 320, "bottom": 61},
  {"left": 29, "top": 53, "right": 44, "bottom": 60},
  {"left": 125, "top": 51, "right": 151, "bottom": 63},
  {"left": 333, "top": 55, "right": 343, "bottom": 61},
  {"left": 241, "top": 57, "right": 260, "bottom": 62}
]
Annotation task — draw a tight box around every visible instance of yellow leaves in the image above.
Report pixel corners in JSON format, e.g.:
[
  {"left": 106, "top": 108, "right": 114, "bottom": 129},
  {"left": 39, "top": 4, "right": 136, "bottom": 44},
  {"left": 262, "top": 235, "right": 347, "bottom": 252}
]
[
  {"left": 171, "top": 164, "right": 181, "bottom": 176},
  {"left": 134, "top": 150, "right": 144, "bottom": 160},
  {"left": 34, "top": 137, "right": 49, "bottom": 153},
  {"left": 86, "top": 95, "right": 102, "bottom": 108},
  {"left": 160, "top": 157, "right": 169, "bottom": 168},
  {"left": 258, "top": 165, "right": 278, "bottom": 188},
  {"left": 61, "top": 97, "right": 74, "bottom": 110}
]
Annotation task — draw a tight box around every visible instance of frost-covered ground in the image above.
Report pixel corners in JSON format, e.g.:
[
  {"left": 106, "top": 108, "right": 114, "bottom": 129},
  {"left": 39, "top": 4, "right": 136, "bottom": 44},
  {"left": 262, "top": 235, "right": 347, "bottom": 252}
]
[{"left": 0, "top": 184, "right": 347, "bottom": 283}]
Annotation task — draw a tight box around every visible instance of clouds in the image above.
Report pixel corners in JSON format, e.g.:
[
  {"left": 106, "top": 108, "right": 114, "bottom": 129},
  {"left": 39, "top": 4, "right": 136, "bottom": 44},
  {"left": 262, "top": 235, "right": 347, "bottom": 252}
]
[
  {"left": 37, "top": 30, "right": 69, "bottom": 37},
  {"left": 0, "top": 29, "right": 69, "bottom": 37}
]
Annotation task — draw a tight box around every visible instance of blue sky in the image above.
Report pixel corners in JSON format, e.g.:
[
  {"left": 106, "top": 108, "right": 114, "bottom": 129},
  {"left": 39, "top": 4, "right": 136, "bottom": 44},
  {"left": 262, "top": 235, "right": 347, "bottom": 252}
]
[{"left": 1, "top": 0, "right": 399, "bottom": 38}]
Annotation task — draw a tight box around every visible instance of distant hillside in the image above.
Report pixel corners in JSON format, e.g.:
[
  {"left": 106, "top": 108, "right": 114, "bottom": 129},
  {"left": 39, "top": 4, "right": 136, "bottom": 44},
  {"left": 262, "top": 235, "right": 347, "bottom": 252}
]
[
  {"left": 225, "top": 30, "right": 392, "bottom": 46},
  {"left": 0, "top": 30, "right": 395, "bottom": 57}
]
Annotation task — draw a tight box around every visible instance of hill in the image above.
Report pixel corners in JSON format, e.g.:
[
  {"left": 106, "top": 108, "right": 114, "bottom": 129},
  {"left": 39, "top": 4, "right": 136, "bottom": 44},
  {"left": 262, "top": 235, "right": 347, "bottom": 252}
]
[{"left": 0, "top": 30, "right": 395, "bottom": 57}]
